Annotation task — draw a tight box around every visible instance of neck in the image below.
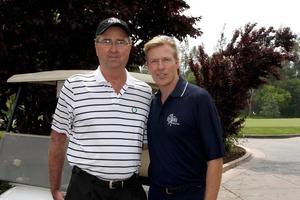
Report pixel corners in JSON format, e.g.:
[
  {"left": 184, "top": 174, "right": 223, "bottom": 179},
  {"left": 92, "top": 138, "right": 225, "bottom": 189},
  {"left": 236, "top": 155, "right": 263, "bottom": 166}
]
[
  {"left": 160, "top": 76, "right": 179, "bottom": 104},
  {"left": 100, "top": 66, "right": 126, "bottom": 79},
  {"left": 100, "top": 66, "right": 127, "bottom": 94}
]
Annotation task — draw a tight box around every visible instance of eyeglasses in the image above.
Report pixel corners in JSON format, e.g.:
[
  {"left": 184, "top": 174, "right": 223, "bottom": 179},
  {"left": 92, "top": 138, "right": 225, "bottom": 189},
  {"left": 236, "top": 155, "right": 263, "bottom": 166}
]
[{"left": 95, "top": 38, "right": 131, "bottom": 48}]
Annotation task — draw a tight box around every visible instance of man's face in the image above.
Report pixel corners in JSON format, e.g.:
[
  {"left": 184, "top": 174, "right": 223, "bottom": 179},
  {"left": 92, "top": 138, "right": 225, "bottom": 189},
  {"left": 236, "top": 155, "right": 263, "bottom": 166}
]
[
  {"left": 95, "top": 26, "right": 132, "bottom": 70},
  {"left": 146, "top": 44, "right": 179, "bottom": 89}
]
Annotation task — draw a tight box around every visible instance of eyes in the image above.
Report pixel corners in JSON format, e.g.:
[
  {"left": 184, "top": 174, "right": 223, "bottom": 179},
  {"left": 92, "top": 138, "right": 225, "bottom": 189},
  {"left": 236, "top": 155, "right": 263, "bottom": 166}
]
[
  {"left": 149, "top": 57, "right": 173, "bottom": 66},
  {"left": 95, "top": 38, "right": 131, "bottom": 48}
]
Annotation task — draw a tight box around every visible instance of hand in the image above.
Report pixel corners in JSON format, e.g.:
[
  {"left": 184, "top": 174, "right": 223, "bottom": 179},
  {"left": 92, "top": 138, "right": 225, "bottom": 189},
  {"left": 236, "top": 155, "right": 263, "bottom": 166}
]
[{"left": 52, "top": 190, "right": 64, "bottom": 200}]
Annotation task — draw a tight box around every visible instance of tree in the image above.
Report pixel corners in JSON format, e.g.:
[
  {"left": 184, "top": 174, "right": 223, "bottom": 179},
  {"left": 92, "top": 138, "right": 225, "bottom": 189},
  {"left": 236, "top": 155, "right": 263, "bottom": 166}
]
[
  {"left": 277, "top": 79, "right": 300, "bottom": 116},
  {"left": 253, "top": 85, "right": 291, "bottom": 117},
  {"left": 247, "top": 36, "right": 300, "bottom": 117},
  {"left": 0, "top": 0, "right": 201, "bottom": 79},
  {"left": 259, "top": 97, "right": 280, "bottom": 118},
  {"left": 190, "top": 23, "right": 297, "bottom": 141},
  {"left": 280, "top": 37, "right": 300, "bottom": 80},
  {"left": 179, "top": 38, "right": 190, "bottom": 76},
  {"left": 0, "top": 0, "right": 201, "bottom": 133}
]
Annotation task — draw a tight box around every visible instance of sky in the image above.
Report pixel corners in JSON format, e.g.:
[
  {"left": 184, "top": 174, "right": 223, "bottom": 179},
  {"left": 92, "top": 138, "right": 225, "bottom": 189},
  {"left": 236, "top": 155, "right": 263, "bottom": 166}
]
[{"left": 184, "top": 0, "right": 300, "bottom": 55}]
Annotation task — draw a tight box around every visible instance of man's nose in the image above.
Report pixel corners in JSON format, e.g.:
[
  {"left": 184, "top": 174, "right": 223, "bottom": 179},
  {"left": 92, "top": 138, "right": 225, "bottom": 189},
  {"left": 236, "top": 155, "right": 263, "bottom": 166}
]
[
  {"left": 157, "top": 60, "right": 165, "bottom": 69},
  {"left": 109, "top": 43, "right": 118, "bottom": 52}
]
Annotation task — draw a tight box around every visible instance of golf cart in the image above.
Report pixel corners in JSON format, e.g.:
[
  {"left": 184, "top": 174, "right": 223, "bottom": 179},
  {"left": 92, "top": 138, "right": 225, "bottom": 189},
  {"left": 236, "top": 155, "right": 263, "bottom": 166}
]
[{"left": 0, "top": 70, "right": 153, "bottom": 199}]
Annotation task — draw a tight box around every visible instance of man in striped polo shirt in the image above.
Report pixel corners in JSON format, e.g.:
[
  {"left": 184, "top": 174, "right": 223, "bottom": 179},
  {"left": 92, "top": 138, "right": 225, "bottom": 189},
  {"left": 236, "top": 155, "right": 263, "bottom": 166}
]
[{"left": 49, "top": 17, "right": 152, "bottom": 200}]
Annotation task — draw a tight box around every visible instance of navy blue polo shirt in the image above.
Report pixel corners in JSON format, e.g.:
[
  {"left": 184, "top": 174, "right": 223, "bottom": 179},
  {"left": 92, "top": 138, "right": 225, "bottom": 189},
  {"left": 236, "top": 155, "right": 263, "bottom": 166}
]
[{"left": 147, "top": 77, "right": 225, "bottom": 187}]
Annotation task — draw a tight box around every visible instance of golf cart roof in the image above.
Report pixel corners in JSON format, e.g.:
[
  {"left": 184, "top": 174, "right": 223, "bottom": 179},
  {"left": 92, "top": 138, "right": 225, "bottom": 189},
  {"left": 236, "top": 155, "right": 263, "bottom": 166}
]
[{"left": 7, "top": 70, "right": 156, "bottom": 87}]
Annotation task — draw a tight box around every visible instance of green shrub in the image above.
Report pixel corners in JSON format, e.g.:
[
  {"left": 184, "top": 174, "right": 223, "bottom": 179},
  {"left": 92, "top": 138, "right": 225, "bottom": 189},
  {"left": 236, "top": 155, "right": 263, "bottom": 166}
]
[{"left": 0, "top": 180, "right": 11, "bottom": 195}]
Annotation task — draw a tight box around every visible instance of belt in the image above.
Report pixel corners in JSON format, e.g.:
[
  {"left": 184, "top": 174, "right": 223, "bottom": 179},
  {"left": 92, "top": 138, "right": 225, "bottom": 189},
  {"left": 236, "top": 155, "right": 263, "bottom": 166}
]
[
  {"left": 72, "top": 166, "right": 137, "bottom": 189},
  {"left": 160, "top": 184, "right": 203, "bottom": 195}
]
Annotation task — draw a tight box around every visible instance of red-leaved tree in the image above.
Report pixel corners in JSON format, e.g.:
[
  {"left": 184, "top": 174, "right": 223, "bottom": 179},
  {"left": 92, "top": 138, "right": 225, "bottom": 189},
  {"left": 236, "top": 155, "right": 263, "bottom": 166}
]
[{"left": 190, "top": 23, "right": 297, "bottom": 145}]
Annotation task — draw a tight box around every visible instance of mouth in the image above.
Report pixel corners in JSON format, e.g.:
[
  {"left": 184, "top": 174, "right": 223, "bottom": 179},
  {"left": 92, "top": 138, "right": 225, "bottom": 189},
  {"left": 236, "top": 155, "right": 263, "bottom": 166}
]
[
  {"left": 155, "top": 73, "right": 167, "bottom": 80},
  {"left": 109, "top": 55, "right": 119, "bottom": 58},
  {"left": 108, "top": 56, "right": 120, "bottom": 61}
]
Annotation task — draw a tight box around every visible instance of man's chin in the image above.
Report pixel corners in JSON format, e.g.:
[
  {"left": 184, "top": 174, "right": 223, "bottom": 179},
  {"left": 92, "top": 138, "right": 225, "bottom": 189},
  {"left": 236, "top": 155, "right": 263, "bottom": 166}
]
[
  {"left": 108, "top": 64, "right": 124, "bottom": 69},
  {"left": 155, "top": 79, "right": 168, "bottom": 87}
]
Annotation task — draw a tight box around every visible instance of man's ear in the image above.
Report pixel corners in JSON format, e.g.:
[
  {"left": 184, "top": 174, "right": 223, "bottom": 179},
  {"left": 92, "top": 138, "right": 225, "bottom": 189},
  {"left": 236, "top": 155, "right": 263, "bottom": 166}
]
[{"left": 95, "top": 44, "right": 99, "bottom": 56}]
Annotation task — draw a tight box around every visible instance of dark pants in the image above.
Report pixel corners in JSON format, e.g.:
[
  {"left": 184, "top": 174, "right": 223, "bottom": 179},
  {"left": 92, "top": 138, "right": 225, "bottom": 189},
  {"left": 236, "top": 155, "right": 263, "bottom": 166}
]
[
  {"left": 65, "top": 168, "right": 147, "bottom": 200},
  {"left": 148, "top": 184, "right": 204, "bottom": 200}
]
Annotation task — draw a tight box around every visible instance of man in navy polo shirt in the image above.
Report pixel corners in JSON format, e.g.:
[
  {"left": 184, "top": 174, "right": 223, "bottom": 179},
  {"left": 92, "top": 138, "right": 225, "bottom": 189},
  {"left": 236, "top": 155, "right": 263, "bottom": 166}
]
[{"left": 143, "top": 35, "right": 225, "bottom": 200}]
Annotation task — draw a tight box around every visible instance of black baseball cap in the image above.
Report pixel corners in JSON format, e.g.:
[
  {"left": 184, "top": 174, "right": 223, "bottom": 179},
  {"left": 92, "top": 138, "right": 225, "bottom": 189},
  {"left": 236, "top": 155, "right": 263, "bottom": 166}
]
[{"left": 95, "top": 17, "right": 131, "bottom": 37}]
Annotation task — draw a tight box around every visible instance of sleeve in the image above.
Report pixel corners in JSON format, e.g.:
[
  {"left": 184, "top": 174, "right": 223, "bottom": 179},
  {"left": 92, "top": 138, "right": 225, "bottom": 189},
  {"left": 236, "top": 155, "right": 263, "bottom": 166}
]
[
  {"left": 143, "top": 124, "right": 148, "bottom": 144},
  {"left": 196, "top": 90, "right": 225, "bottom": 161},
  {"left": 51, "top": 79, "right": 75, "bottom": 136},
  {"left": 143, "top": 87, "right": 153, "bottom": 144}
]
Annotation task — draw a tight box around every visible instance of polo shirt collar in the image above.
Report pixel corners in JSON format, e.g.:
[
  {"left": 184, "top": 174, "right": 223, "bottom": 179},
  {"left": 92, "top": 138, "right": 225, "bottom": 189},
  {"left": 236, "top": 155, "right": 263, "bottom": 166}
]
[
  {"left": 94, "top": 65, "right": 135, "bottom": 86},
  {"left": 125, "top": 70, "right": 136, "bottom": 86},
  {"left": 155, "top": 76, "right": 188, "bottom": 98},
  {"left": 94, "top": 66, "right": 106, "bottom": 84},
  {"left": 170, "top": 77, "right": 188, "bottom": 97}
]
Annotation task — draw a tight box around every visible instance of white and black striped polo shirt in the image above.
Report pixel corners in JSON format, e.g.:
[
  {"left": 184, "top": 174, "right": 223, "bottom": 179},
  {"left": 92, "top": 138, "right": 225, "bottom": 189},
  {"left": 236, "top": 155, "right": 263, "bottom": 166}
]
[{"left": 51, "top": 67, "right": 152, "bottom": 180}]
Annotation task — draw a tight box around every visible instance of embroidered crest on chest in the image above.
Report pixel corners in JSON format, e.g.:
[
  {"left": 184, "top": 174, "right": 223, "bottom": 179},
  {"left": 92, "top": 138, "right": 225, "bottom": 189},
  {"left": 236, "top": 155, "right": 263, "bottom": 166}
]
[{"left": 167, "top": 114, "right": 180, "bottom": 126}]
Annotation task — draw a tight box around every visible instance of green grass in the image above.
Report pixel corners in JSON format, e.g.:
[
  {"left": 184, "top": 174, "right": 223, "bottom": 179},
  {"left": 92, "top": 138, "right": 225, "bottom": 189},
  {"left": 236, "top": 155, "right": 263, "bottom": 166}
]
[{"left": 241, "top": 118, "right": 300, "bottom": 136}]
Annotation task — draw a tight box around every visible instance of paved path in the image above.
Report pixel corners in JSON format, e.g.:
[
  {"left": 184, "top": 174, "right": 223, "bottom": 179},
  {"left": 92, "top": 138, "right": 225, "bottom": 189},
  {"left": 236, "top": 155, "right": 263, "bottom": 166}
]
[{"left": 219, "top": 137, "right": 300, "bottom": 200}]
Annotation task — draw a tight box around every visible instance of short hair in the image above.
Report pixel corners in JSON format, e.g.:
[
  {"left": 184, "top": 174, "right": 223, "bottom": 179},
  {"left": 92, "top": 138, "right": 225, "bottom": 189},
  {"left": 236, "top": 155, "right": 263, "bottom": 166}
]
[{"left": 143, "top": 35, "right": 180, "bottom": 61}]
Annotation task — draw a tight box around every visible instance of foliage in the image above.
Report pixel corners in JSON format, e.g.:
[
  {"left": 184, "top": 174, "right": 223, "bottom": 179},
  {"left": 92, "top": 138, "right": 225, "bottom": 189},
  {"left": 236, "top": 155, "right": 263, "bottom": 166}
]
[
  {"left": 185, "top": 70, "right": 197, "bottom": 84},
  {"left": 4, "top": 84, "right": 57, "bottom": 134},
  {"left": 0, "top": 93, "right": 17, "bottom": 130},
  {"left": 246, "top": 38, "right": 300, "bottom": 118},
  {"left": 0, "top": 180, "right": 11, "bottom": 195},
  {"left": 270, "top": 36, "right": 300, "bottom": 80},
  {"left": 253, "top": 85, "right": 291, "bottom": 117},
  {"left": 179, "top": 38, "right": 190, "bottom": 75},
  {"left": 0, "top": 0, "right": 201, "bottom": 79},
  {"left": 276, "top": 79, "right": 300, "bottom": 116},
  {"left": 250, "top": 79, "right": 300, "bottom": 118},
  {"left": 0, "top": 0, "right": 201, "bottom": 134},
  {"left": 12, "top": 85, "right": 57, "bottom": 134},
  {"left": 189, "top": 23, "right": 297, "bottom": 139},
  {"left": 224, "top": 135, "right": 239, "bottom": 153},
  {"left": 259, "top": 97, "right": 280, "bottom": 117},
  {"left": 281, "top": 60, "right": 300, "bottom": 79}
]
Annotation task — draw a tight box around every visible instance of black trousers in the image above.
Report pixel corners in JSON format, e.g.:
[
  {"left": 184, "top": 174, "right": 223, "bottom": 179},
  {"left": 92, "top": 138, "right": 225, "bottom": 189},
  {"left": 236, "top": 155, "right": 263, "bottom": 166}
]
[{"left": 65, "top": 168, "right": 147, "bottom": 200}]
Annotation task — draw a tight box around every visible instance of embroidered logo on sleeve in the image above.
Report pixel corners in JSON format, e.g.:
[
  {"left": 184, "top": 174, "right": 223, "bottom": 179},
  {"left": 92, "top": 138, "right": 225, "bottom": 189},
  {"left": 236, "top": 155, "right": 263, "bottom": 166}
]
[{"left": 167, "top": 114, "right": 180, "bottom": 126}]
